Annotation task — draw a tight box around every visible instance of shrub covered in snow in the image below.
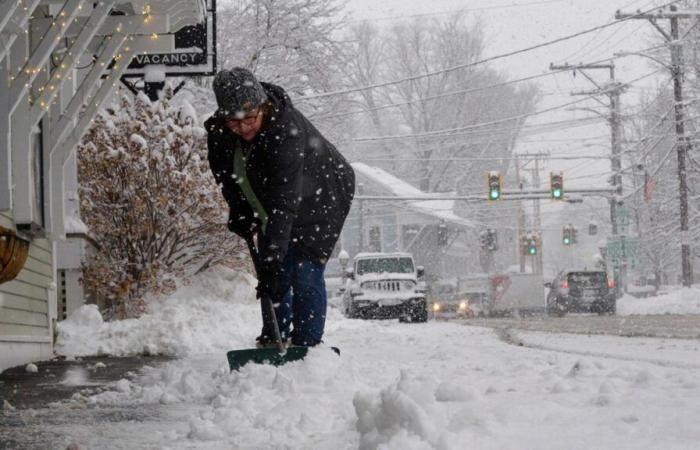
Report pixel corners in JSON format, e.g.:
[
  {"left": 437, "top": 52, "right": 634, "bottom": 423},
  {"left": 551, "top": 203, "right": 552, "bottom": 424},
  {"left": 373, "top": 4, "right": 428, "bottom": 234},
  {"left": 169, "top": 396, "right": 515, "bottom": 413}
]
[{"left": 78, "top": 86, "right": 249, "bottom": 318}]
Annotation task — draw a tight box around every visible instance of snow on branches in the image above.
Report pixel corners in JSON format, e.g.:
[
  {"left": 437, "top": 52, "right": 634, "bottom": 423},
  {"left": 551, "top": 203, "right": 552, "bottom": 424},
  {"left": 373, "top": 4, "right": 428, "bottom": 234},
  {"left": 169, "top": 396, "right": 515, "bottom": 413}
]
[{"left": 78, "top": 87, "right": 248, "bottom": 319}]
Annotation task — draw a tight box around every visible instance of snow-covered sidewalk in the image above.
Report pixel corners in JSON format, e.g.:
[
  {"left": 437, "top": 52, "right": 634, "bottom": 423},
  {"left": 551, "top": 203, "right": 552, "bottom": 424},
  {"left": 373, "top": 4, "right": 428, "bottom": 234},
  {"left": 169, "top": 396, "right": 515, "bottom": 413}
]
[{"left": 52, "top": 269, "right": 700, "bottom": 449}]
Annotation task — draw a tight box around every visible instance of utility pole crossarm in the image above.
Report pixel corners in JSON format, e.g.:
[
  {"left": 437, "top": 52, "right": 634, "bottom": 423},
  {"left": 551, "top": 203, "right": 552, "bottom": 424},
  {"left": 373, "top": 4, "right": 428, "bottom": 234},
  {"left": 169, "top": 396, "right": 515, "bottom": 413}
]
[
  {"left": 615, "top": 9, "right": 700, "bottom": 20},
  {"left": 550, "top": 63, "right": 614, "bottom": 70}
]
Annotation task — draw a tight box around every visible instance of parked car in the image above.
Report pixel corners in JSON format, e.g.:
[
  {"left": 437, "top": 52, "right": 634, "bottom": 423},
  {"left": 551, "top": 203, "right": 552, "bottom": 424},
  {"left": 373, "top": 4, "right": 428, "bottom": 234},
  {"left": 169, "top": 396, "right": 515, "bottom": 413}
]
[
  {"left": 545, "top": 270, "right": 615, "bottom": 316},
  {"left": 342, "top": 252, "right": 427, "bottom": 322}
]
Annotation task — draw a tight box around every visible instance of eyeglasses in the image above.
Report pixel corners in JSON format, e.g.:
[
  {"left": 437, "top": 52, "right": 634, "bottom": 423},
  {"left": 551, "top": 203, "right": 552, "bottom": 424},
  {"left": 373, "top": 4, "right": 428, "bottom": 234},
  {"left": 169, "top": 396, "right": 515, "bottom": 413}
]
[{"left": 225, "top": 109, "right": 261, "bottom": 127}]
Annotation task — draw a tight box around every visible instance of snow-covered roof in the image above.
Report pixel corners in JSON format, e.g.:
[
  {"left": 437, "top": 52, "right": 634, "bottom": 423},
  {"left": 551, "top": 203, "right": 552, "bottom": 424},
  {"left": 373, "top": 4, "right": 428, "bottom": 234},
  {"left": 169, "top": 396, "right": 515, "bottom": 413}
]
[{"left": 351, "top": 163, "right": 474, "bottom": 229}]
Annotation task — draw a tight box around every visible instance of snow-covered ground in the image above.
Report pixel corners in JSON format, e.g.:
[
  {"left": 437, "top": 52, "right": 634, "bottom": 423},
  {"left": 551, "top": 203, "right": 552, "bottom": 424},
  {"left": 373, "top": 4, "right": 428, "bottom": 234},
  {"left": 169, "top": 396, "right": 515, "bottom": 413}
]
[
  {"left": 617, "top": 287, "right": 700, "bottom": 316},
  {"left": 54, "top": 269, "right": 700, "bottom": 449}
]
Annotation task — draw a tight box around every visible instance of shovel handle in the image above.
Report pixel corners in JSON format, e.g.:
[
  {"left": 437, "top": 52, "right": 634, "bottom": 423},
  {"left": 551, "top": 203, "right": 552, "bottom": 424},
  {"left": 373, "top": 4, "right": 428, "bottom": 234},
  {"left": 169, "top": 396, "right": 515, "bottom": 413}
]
[
  {"left": 263, "top": 294, "right": 287, "bottom": 355},
  {"left": 244, "top": 234, "right": 287, "bottom": 355}
]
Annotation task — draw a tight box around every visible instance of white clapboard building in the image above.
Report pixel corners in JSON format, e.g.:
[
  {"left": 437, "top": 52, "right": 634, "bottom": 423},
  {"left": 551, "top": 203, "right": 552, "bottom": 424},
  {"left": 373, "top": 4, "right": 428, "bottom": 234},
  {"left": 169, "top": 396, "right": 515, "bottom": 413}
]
[{"left": 0, "top": 0, "right": 214, "bottom": 372}]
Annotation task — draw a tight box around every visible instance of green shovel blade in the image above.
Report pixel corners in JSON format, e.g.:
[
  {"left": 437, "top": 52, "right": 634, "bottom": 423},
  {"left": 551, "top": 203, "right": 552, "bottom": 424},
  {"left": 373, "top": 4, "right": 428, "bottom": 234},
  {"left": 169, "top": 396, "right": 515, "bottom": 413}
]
[{"left": 227, "top": 346, "right": 309, "bottom": 371}]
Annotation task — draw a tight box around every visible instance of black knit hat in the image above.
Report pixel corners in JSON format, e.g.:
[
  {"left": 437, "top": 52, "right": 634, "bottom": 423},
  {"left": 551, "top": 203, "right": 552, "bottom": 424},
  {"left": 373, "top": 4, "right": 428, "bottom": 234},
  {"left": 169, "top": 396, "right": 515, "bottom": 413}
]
[{"left": 212, "top": 67, "right": 267, "bottom": 119}]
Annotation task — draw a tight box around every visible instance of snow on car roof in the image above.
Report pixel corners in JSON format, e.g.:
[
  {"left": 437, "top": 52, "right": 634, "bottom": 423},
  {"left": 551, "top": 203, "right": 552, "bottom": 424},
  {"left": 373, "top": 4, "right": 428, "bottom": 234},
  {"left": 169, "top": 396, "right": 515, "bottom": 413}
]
[{"left": 354, "top": 252, "right": 413, "bottom": 259}]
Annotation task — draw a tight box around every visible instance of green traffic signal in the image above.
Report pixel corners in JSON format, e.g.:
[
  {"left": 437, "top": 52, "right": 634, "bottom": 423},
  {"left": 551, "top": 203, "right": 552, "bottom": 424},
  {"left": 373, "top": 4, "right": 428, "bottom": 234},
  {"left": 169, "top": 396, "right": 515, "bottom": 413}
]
[
  {"left": 563, "top": 237, "right": 571, "bottom": 245},
  {"left": 528, "top": 246, "right": 537, "bottom": 255},
  {"left": 550, "top": 172, "right": 564, "bottom": 200},
  {"left": 487, "top": 172, "right": 502, "bottom": 201}
]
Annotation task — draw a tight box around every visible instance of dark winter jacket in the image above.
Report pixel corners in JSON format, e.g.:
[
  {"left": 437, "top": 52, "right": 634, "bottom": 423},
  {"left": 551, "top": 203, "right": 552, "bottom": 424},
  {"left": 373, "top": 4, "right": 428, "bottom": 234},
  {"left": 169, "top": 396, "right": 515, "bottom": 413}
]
[{"left": 205, "top": 82, "right": 355, "bottom": 265}]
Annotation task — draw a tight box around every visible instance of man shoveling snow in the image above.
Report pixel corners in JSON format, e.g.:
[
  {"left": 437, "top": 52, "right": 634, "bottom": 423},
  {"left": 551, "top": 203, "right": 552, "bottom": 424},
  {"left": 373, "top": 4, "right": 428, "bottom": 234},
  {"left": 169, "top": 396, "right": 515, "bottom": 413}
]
[{"left": 205, "top": 67, "right": 354, "bottom": 361}]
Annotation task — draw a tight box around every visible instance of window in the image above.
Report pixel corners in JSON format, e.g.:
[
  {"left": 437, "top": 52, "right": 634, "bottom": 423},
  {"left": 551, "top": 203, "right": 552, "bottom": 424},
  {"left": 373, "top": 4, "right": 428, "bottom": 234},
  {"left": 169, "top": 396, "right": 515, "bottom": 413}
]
[
  {"left": 356, "top": 257, "right": 415, "bottom": 275},
  {"left": 31, "top": 123, "right": 45, "bottom": 229}
]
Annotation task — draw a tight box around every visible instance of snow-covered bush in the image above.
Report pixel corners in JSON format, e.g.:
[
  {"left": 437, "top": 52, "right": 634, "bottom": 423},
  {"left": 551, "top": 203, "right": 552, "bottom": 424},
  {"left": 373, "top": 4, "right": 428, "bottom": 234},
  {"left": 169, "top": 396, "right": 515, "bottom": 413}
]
[{"left": 78, "top": 86, "right": 248, "bottom": 318}]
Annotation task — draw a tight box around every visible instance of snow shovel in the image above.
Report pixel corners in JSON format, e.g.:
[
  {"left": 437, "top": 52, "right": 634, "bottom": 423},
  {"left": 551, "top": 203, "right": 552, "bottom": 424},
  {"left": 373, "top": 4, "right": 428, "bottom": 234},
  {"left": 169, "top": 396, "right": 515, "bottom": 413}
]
[{"left": 226, "top": 235, "right": 309, "bottom": 371}]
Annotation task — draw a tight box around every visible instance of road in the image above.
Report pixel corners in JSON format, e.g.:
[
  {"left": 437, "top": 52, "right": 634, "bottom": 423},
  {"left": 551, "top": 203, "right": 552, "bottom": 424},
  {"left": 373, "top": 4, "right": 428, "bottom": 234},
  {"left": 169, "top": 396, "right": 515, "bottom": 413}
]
[
  {"left": 3, "top": 306, "right": 700, "bottom": 449},
  {"left": 458, "top": 313, "right": 700, "bottom": 339}
]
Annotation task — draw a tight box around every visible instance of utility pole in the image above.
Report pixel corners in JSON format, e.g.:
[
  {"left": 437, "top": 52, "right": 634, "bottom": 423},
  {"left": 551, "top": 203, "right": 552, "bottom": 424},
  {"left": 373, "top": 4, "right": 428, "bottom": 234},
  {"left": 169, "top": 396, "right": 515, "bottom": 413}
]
[
  {"left": 518, "top": 151, "right": 548, "bottom": 274},
  {"left": 358, "top": 183, "right": 365, "bottom": 253},
  {"left": 514, "top": 155, "right": 526, "bottom": 273},
  {"left": 616, "top": 5, "right": 693, "bottom": 286},
  {"left": 533, "top": 156, "right": 544, "bottom": 274},
  {"left": 550, "top": 62, "right": 625, "bottom": 297}
]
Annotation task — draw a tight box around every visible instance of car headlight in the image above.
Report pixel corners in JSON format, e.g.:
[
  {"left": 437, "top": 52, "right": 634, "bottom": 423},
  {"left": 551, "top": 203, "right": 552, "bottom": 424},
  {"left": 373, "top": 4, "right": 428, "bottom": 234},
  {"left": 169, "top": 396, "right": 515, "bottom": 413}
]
[
  {"left": 402, "top": 280, "right": 416, "bottom": 290},
  {"left": 432, "top": 303, "right": 441, "bottom": 312},
  {"left": 459, "top": 301, "right": 468, "bottom": 310}
]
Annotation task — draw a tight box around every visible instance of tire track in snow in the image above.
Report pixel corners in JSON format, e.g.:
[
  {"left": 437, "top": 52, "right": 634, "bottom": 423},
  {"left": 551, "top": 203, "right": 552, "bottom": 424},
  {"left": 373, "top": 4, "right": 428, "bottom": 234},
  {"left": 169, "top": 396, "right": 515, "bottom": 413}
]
[{"left": 494, "top": 326, "right": 700, "bottom": 370}]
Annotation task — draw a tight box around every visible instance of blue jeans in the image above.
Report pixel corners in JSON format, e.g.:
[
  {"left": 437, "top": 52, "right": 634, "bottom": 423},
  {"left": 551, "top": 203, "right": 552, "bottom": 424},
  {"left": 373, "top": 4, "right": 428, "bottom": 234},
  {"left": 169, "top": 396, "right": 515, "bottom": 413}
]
[{"left": 260, "top": 244, "right": 327, "bottom": 346}]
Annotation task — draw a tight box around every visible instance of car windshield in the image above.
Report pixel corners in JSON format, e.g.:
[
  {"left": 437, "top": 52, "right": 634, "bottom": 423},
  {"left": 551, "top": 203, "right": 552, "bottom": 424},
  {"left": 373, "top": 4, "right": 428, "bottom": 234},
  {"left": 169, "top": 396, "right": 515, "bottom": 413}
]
[
  {"left": 567, "top": 272, "right": 607, "bottom": 287},
  {"left": 356, "top": 257, "right": 414, "bottom": 275}
]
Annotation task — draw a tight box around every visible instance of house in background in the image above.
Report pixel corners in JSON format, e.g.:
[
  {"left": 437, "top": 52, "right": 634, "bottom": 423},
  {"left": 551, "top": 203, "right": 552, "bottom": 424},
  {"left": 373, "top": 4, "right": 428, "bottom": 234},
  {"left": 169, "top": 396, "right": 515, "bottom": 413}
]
[
  {"left": 0, "top": 0, "right": 208, "bottom": 373},
  {"left": 340, "top": 163, "right": 476, "bottom": 280}
]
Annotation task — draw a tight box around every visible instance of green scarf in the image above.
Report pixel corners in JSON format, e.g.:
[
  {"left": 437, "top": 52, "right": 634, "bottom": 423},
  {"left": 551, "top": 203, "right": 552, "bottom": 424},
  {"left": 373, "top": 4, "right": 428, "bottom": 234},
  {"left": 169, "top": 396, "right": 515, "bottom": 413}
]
[{"left": 233, "top": 142, "right": 269, "bottom": 234}]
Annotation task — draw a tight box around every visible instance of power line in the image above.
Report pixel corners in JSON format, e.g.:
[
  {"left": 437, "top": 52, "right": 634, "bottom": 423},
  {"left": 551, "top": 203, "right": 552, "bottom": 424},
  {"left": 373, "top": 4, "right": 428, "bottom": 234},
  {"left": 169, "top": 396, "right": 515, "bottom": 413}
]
[
  {"left": 348, "top": 115, "right": 604, "bottom": 146},
  {"left": 345, "top": 0, "right": 569, "bottom": 24},
  {"left": 297, "top": 0, "right": 681, "bottom": 103},
  {"left": 352, "top": 67, "right": 664, "bottom": 143},
  {"left": 311, "top": 41, "right": 675, "bottom": 123},
  {"left": 553, "top": 0, "right": 654, "bottom": 62}
]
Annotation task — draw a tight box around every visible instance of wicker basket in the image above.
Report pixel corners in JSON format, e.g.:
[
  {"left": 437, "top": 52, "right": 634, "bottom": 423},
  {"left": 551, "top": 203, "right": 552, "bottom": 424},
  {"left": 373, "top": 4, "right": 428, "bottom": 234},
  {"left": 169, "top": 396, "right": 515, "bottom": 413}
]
[{"left": 0, "top": 226, "right": 30, "bottom": 284}]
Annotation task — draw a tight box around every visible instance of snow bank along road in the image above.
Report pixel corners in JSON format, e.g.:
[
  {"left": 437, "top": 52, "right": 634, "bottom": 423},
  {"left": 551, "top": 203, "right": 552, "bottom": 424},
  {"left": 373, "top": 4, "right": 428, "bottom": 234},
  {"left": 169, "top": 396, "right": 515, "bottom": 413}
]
[{"left": 4, "top": 270, "right": 700, "bottom": 449}]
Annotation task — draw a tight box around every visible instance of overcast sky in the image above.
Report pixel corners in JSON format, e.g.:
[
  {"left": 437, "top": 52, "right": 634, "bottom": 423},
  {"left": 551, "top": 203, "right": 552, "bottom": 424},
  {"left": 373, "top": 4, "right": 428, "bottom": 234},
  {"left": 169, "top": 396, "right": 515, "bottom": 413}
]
[
  {"left": 340, "top": 0, "right": 666, "bottom": 177},
  {"left": 340, "top": 0, "right": 674, "bottom": 230}
]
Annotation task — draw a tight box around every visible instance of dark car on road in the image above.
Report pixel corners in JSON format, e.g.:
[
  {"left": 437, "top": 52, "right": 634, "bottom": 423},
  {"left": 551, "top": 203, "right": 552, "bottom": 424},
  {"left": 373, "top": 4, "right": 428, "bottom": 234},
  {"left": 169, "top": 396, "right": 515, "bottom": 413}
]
[{"left": 545, "top": 270, "right": 615, "bottom": 316}]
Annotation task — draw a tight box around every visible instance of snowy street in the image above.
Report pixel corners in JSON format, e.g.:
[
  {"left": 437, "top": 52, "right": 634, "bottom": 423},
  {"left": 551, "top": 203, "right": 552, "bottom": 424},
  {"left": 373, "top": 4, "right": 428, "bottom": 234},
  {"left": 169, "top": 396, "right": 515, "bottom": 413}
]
[
  {"left": 3, "top": 271, "right": 700, "bottom": 449},
  {"left": 7, "top": 1, "right": 700, "bottom": 449}
]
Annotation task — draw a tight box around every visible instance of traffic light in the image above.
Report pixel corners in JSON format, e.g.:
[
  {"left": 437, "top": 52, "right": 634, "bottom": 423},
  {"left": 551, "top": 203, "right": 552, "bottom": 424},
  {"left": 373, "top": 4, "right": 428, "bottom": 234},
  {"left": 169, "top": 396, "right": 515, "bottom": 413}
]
[
  {"left": 480, "top": 229, "right": 498, "bottom": 251},
  {"left": 488, "top": 229, "right": 498, "bottom": 251},
  {"left": 550, "top": 171, "right": 564, "bottom": 200},
  {"left": 487, "top": 171, "right": 502, "bottom": 201},
  {"left": 563, "top": 225, "right": 572, "bottom": 245},
  {"left": 571, "top": 226, "right": 578, "bottom": 244},
  {"left": 520, "top": 232, "right": 538, "bottom": 256},
  {"left": 527, "top": 239, "right": 537, "bottom": 255},
  {"left": 437, "top": 222, "right": 448, "bottom": 247}
]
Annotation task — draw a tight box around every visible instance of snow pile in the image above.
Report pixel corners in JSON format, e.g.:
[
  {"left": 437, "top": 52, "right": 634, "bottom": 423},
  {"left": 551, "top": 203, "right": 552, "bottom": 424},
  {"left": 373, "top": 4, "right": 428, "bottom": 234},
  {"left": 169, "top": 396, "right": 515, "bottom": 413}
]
[
  {"left": 354, "top": 370, "right": 486, "bottom": 449},
  {"left": 56, "top": 267, "right": 258, "bottom": 357},
  {"left": 618, "top": 287, "right": 700, "bottom": 315},
  {"left": 52, "top": 267, "right": 700, "bottom": 449},
  {"left": 89, "top": 345, "right": 360, "bottom": 447}
]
